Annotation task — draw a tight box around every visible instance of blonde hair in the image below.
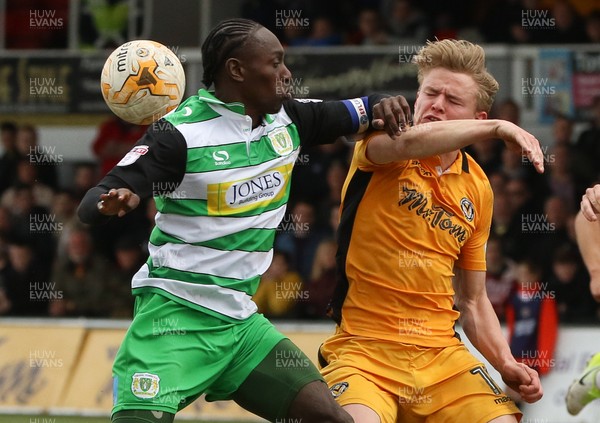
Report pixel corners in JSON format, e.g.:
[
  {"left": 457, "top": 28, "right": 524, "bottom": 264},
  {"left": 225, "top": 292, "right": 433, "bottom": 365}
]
[{"left": 413, "top": 39, "right": 499, "bottom": 113}]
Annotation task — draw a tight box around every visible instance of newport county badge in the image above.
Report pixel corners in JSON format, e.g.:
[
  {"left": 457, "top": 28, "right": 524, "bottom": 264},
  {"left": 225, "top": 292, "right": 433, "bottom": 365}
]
[
  {"left": 330, "top": 381, "right": 349, "bottom": 398},
  {"left": 460, "top": 197, "right": 475, "bottom": 222},
  {"left": 131, "top": 372, "right": 160, "bottom": 399},
  {"left": 267, "top": 127, "right": 293, "bottom": 156}
]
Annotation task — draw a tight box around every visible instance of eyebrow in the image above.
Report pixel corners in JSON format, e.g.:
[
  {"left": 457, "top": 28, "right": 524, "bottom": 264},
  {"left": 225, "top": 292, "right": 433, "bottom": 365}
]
[{"left": 423, "top": 85, "right": 464, "bottom": 103}]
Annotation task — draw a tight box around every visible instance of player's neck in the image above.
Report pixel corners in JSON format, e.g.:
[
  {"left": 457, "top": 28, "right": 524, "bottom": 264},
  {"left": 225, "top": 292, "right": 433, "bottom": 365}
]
[
  {"left": 439, "top": 150, "right": 459, "bottom": 172},
  {"left": 213, "top": 88, "right": 262, "bottom": 128}
]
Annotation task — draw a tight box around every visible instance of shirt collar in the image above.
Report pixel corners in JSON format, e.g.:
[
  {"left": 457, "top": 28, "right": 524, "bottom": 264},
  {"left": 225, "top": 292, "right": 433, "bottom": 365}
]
[
  {"left": 421, "top": 150, "right": 470, "bottom": 176},
  {"left": 197, "top": 89, "right": 276, "bottom": 124},
  {"left": 197, "top": 88, "right": 246, "bottom": 115}
]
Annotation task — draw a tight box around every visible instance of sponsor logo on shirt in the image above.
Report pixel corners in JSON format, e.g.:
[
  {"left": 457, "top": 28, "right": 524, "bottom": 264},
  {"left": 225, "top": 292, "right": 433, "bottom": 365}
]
[
  {"left": 212, "top": 150, "right": 231, "bottom": 165},
  {"left": 207, "top": 164, "right": 292, "bottom": 215},
  {"left": 398, "top": 186, "right": 469, "bottom": 243}
]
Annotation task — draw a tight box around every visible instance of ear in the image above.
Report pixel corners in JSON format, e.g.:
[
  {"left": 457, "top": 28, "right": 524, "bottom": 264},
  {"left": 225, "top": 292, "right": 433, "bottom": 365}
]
[
  {"left": 224, "top": 58, "right": 244, "bottom": 83},
  {"left": 475, "top": 111, "right": 487, "bottom": 120}
]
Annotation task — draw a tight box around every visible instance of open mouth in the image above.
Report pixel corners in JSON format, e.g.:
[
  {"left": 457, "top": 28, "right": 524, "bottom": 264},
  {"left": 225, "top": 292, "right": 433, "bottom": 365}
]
[{"left": 423, "top": 115, "right": 442, "bottom": 122}]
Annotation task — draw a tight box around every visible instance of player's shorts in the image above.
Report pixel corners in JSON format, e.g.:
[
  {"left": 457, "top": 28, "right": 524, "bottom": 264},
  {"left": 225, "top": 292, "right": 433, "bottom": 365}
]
[
  {"left": 112, "top": 292, "right": 322, "bottom": 418},
  {"left": 319, "top": 328, "right": 522, "bottom": 423}
]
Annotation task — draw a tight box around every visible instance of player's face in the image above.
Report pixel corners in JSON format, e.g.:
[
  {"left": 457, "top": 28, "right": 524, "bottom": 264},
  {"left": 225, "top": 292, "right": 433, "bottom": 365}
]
[
  {"left": 238, "top": 28, "right": 292, "bottom": 115},
  {"left": 413, "top": 68, "right": 486, "bottom": 125}
]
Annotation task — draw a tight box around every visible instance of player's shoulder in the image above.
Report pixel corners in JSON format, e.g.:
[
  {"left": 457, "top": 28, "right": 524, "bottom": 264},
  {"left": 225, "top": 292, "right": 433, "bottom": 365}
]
[
  {"left": 462, "top": 151, "right": 489, "bottom": 180},
  {"left": 462, "top": 151, "right": 493, "bottom": 193},
  {"left": 163, "top": 94, "right": 221, "bottom": 126}
]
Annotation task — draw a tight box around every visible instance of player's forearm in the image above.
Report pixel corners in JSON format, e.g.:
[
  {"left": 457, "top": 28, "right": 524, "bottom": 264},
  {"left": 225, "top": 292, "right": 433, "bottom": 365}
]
[
  {"left": 459, "top": 297, "right": 515, "bottom": 371},
  {"left": 366, "top": 119, "right": 501, "bottom": 164},
  {"left": 575, "top": 211, "right": 600, "bottom": 301},
  {"left": 575, "top": 211, "right": 600, "bottom": 278},
  {"left": 77, "top": 186, "right": 112, "bottom": 225}
]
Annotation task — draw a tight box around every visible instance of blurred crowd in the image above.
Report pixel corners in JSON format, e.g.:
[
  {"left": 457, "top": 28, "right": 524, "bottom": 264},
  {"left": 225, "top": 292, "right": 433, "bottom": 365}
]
[
  {"left": 247, "top": 0, "right": 600, "bottom": 47},
  {"left": 1, "top": 95, "right": 600, "bottom": 322},
  {"left": 5, "top": 0, "right": 600, "bottom": 49},
  {"left": 2, "top": 0, "right": 600, "bottom": 323}
]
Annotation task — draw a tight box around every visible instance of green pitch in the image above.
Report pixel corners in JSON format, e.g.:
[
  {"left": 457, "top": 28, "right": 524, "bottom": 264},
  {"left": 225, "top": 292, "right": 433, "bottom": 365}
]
[{"left": 0, "top": 416, "right": 251, "bottom": 423}]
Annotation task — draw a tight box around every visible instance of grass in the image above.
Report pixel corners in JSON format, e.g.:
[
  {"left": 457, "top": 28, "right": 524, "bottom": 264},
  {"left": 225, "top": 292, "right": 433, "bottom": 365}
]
[{"left": 0, "top": 416, "right": 250, "bottom": 423}]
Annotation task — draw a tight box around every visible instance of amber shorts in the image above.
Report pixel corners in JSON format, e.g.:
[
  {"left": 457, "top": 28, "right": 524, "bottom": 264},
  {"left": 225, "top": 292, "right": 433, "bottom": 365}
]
[{"left": 319, "top": 329, "right": 521, "bottom": 423}]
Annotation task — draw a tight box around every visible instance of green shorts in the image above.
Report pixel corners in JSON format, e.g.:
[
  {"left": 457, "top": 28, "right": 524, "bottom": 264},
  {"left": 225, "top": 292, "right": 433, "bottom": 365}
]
[{"left": 112, "top": 292, "right": 322, "bottom": 418}]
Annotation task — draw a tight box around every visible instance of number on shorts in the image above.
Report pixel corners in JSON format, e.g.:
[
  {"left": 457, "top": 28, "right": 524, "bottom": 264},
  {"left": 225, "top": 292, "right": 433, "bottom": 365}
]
[{"left": 470, "top": 366, "right": 502, "bottom": 395}]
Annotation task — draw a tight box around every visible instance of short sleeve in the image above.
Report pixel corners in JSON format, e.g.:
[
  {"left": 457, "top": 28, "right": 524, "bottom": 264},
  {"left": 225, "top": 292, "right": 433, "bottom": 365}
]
[{"left": 456, "top": 180, "right": 494, "bottom": 271}]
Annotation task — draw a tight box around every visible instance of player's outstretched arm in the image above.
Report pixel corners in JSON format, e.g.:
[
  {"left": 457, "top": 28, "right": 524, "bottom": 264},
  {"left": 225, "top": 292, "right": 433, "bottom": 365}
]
[
  {"left": 78, "top": 120, "right": 187, "bottom": 225},
  {"left": 575, "top": 209, "right": 600, "bottom": 302},
  {"left": 454, "top": 268, "right": 544, "bottom": 403},
  {"left": 365, "top": 119, "right": 544, "bottom": 173}
]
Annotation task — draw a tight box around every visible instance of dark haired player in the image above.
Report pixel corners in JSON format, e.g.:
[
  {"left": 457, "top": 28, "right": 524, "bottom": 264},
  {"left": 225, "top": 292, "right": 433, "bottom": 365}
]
[{"left": 79, "top": 18, "right": 410, "bottom": 423}]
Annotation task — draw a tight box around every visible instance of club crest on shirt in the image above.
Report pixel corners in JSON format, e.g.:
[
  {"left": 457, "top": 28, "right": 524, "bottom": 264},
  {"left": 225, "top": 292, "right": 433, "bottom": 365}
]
[
  {"left": 131, "top": 372, "right": 160, "bottom": 399},
  {"left": 267, "top": 127, "right": 293, "bottom": 156},
  {"left": 460, "top": 197, "right": 474, "bottom": 222},
  {"left": 330, "top": 381, "right": 349, "bottom": 398}
]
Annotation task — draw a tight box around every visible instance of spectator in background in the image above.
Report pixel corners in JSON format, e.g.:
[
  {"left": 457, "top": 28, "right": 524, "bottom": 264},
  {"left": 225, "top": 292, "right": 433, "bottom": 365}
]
[
  {"left": 488, "top": 169, "right": 508, "bottom": 194},
  {"left": 92, "top": 116, "right": 147, "bottom": 177},
  {"left": 585, "top": 9, "right": 600, "bottom": 42},
  {"left": 0, "top": 239, "right": 49, "bottom": 316},
  {"left": 52, "top": 190, "right": 82, "bottom": 261},
  {"left": 503, "top": 177, "right": 542, "bottom": 260},
  {"left": 289, "top": 16, "right": 342, "bottom": 46},
  {"left": 253, "top": 250, "right": 304, "bottom": 318},
  {"left": 533, "top": 196, "right": 575, "bottom": 275},
  {"left": 545, "top": 144, "right": 578, "bottom": 211},
  {"left": 478, "top": 0, "right": 529, "bottom": 43},
  {"left": 1, "top": 160, "right": 55, "bottom": 209},
  {"left": 320, "top": 159, "right": 348, "bottom": 222},
  {"left": 466, "top": 137, "right": 502, "bottom": 175},
  {"left": 548, "top": 244, "right": 596, "bottom": 323},
  {"left": 0, "top": 206, "right": 11, "bottom": 241},
  {"left": 356, "top": 8, "right": 391, "bottom": 45},
  {"left": 491, "top": 190, "right": 520, "bottom": 258},
  {"left": 505, "top": 260, "right": 558, "bottom": 386},
  {"left": 16, "top": 124, "right": 58, "bottom": 189},
  {"left": 107, "top": 235, "right": 142, "bottom": 318},
  {"left": 0, "top": 122, "right": 19, "bottom": 195},
  {"left": 9, "top": 184, "right": 56, "bottom": 275},
  {"left": 0, "top": 285, "right": 10, "bottom": 315},
  {"left": 290, "top": 139, "right": 350, "bottom": 206},
  {"left": 552, "top": 114, "right": 575, "bottom": 146},
  {"left": 71, "top": 163, "right": 99, "bottom": 200},
  {"left": 500, "top": 146, "right": 529, "bottom": 181},
  {"left": 538, "top": 0, "right": 588, "bottom": 43},
  {"left": 384, "top": 0, "right": 431, "bottom": 43},
  {"left": 302, "top": 238, "right": 337, "bottom": 319},
  {"left": 50, "top": 226, "right": 115, "bottom": 317},
  {"left": 485, "top": 235, "right": 518, "bottom": 321},
  {"left": 575, "top": 95, "right": 600, "bottom": 183},
  {"left": 276, "top": 200, "right": 325, "bottom": 281}
]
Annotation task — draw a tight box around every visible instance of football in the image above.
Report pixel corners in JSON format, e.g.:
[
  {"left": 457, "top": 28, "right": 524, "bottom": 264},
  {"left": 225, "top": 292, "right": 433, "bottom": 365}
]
[{"left": 100, "top": 40, "right": 185, "bottom": 125}]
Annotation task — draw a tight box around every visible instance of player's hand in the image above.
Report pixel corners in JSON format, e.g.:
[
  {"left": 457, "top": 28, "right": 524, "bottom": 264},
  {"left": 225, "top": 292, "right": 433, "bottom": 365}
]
[
  {"left": 500, "top": 361, "right": 543, "bottom": 403},
  {"left": 590, "top": 277, "right": 600, "bottom": 302},
  {"left": 495, "top": 120, "right": 544, "bottom": 173},
  {"left": 97, "top": 188, "right": 140, "bottom": 217},
  {"left": 580, "top": 184, "right": 600, "bottom": 222},
  {"left": 372, "top": 96, "right": 412, "bottom": 137}
]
